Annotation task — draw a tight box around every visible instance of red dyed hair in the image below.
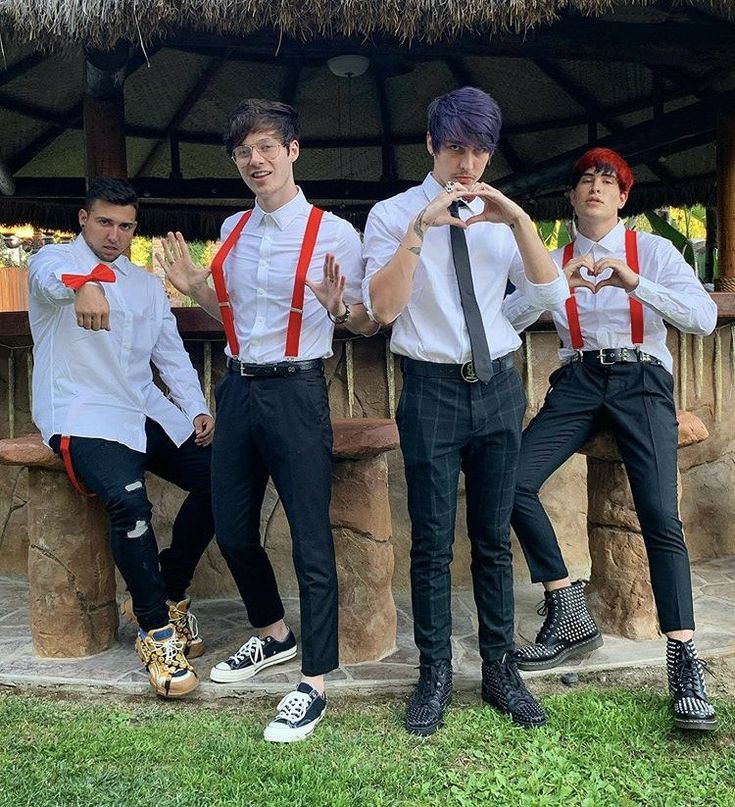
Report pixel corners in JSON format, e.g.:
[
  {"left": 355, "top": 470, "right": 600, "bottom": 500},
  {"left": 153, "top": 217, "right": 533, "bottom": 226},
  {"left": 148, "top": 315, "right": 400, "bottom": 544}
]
[{"left": 570, "top": 148, "right": 634, "bottom": 193}]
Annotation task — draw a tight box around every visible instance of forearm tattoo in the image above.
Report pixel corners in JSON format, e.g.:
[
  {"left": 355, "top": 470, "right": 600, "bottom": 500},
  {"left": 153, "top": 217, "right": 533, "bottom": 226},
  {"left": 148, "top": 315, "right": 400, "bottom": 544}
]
[{"left": 413, "top": 208, "right": 428, "bottom": 241}]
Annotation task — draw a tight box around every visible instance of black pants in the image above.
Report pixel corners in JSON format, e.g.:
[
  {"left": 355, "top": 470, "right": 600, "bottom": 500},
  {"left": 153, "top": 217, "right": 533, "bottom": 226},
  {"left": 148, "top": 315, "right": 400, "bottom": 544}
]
[
  {"left": 397, "top": 361, "right": 526, "bottom": 665},
  {"left": 51, "top": 419, "right": 214, "bottom": 631},
  {"left": 511, "top": 360, "right": 694, "bottom": 633},
  {"left": 211, "top": 366, "right": 338, "bottom": 677}
]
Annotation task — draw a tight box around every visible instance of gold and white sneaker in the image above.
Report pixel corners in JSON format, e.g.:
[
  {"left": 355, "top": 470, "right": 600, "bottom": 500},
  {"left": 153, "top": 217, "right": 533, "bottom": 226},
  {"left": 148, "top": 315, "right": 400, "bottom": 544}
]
[{"left": 135, "top": 624, "right": 199, "bottom": 699}]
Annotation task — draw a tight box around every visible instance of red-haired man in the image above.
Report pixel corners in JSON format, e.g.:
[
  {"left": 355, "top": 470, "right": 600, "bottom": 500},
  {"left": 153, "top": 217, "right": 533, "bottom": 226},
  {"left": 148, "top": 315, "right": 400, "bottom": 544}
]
[{"left": 503, "top": 147, "right": 718, "bottom": 731}]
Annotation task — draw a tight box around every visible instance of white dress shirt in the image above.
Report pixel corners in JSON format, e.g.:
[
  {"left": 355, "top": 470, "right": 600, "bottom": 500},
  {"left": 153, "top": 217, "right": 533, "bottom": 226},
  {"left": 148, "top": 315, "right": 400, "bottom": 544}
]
[
  {"left": 220, "top": 188, "right": 364, "bottom": 362},
  {"left": 29, "top": 235, "right": 209, "bottom": 451},
  {"left": 502, "top": 220, "right": 718, "bottom": 372},
  {"left": 362, "top": 173, "right": 568, "bottom": 363}
]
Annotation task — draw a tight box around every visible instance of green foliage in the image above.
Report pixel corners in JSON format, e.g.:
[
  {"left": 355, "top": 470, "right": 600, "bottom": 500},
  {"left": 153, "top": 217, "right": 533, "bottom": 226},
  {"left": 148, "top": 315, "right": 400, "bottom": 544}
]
[
  {"left": 0, "top": 690, "right": 733, "bottom": 807},
  {"left": 643, "top": 210, "right": 697, "bottom": 269}
]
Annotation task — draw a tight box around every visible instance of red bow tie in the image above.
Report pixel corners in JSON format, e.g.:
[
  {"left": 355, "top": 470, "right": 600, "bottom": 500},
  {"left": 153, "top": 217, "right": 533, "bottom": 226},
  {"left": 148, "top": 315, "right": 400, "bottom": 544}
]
[{"left": 61, "top": 263, "right": 117, "bottom": 291}]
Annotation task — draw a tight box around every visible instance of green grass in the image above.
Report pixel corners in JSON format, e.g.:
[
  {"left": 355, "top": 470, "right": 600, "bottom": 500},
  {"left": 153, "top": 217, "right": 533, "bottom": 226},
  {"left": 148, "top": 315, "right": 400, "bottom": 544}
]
[{"left": 0, "top": 689, "right": 733, "bottom": 807}]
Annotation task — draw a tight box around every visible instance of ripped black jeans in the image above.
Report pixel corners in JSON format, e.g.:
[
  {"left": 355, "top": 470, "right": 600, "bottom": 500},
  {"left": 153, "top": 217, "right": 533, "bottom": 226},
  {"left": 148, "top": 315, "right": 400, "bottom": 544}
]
[{"left": 50, "top": 419, "right": 213, "bottom": 631}]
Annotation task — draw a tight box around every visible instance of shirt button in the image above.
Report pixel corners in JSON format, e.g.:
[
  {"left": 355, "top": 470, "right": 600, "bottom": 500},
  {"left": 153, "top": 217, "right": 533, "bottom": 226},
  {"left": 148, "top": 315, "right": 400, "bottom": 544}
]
[{"left": 257, "top": 288, "right": 265, "bottom": 296}]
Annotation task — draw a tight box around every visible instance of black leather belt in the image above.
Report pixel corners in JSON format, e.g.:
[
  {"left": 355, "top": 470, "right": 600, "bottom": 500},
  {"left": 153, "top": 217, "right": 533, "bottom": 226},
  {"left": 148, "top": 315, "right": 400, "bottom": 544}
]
[
  {"left": 569, "top": 349, "right": 662, "bottom": 367},
  {"left": 401, "top": 354, "right": 515, "bottom": 383},
  {"left": 226, "top": 358, "right": 323, "bottom": 377}
]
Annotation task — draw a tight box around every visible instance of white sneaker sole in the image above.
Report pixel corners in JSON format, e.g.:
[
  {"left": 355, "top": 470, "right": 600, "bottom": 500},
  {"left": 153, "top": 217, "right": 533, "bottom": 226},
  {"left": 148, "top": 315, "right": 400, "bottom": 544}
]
[
  {"left": 263, "top": 706, "right": 326, "bottom": 743},
  {"left": 209, "top": 644, "right": 298, "bottom": 683}
]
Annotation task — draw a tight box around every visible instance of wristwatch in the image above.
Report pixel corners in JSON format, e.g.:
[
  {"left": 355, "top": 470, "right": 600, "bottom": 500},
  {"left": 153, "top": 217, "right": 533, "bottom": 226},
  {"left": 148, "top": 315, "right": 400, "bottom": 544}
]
[{"left": 328, "top": 303, "right": 350, "bottom": 325}]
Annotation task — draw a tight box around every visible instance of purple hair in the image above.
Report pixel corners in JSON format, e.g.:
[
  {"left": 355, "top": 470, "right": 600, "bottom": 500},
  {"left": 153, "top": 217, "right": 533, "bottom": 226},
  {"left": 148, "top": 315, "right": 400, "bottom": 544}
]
[{"left": 427, "top": 87, "right": 502, "bottom": 153}]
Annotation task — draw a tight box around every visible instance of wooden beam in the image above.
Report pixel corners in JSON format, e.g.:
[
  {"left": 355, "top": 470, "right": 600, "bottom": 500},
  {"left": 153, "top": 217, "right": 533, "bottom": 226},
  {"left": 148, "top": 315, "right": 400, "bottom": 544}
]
[
  {"left": 83, "top": 43, "right": 130, "bottom": 181},
  {"left": 373, "top": 67, "right": 397, "bottom": 182},
  {"left": 0, "top": 53, "right": 45, "bottom": 89},
  {"left": 716, "top": 112, "right": 735, "bottom": 291},
  {"left": 495, "top": 90, "right": 733, "bottom": 198},
  {"left": 534, "top": 58, "right": 675, "bottom": 187},
  {"left": 134, "top": 54, "right": 227, "bottom": 178},
  {"left": 167, "top": 21, "right": 735, "bottom": 67}
]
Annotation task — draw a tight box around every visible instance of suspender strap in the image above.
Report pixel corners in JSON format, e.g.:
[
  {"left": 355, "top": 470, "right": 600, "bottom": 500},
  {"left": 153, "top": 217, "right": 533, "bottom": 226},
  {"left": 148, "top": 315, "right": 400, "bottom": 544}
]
[
  {"left": 562, "top": 231, "right": 644, "bottom": 350},
  {"left": 209, "top": 206, "right": 325, "bottom": 359},
  {"left": 562, "top": 242, "right": 584, "bottom": 350},
  {"left": 285, "top": 206, "right": 325, "bottom": 358},
  {"left": 209, "top": 210, "right": 253, "bottom": 357},
  {"left": 626, "top": 229, "right": 644, "bottom": 345},
  {"left": 59, "top": 436, "right": 95, "bottom": 498}
]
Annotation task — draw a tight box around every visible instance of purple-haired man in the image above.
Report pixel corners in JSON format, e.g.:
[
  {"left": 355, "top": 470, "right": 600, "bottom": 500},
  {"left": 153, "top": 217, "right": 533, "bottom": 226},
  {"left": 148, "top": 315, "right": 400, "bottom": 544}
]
[{"left": 363, "top": 87, "right": 568, "bottom": 735}]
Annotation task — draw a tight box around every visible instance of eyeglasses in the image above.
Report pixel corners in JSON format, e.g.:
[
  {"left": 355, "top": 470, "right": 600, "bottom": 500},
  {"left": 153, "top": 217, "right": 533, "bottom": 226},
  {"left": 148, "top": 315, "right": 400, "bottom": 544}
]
[{"left": 231, "top": 139, "right": 287, "bottom": 165}]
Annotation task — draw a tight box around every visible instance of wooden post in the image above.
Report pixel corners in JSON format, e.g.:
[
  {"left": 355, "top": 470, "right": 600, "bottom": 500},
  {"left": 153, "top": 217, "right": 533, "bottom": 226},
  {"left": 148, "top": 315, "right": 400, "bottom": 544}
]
[
  {"left": 716, "top": 112, "right": 735, "bottom": 291},
  {"left": 83, "top": 42, "right": 130, "bottom": 183},
  {"left": 705, "top": 206, "right": 717, "bottom": 285}
]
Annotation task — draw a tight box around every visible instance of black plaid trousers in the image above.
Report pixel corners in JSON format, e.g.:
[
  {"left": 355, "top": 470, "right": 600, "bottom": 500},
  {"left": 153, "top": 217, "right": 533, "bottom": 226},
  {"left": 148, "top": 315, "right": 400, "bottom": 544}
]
[{"left": 396, "top": 359, "right": 526, "bottom": 664}]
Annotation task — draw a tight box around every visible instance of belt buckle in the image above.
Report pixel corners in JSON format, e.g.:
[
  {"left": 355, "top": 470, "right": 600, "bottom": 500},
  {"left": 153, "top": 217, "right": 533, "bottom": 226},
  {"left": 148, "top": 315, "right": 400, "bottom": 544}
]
[
  {"left": 237, "top": 362, "right": 256, "bottom": 377},
  {"left": 598, "top": 349, "right": 615, "bottom": 366},
  {"left": 460, "top": 361, "right": 479, "bottom": 383}
]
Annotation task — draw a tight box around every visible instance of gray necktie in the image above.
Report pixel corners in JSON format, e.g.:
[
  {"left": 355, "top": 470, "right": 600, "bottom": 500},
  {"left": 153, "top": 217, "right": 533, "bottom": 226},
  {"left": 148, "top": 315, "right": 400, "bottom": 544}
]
[{"left": 449, "top": 201, "right": 493, "bottom": 382}]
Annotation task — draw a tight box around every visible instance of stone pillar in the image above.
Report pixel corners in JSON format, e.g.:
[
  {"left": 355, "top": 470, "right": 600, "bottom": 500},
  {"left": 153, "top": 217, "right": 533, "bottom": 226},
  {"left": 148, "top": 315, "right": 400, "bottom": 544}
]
[
  {"left": 331, "top": 419, "right": 399, "bottom": 663},
  {"left": 0, "top": 433, "right": 117, "bottom": 657},
  {"left": 579, "top": 412, "right": 708, "bottom": 640}
]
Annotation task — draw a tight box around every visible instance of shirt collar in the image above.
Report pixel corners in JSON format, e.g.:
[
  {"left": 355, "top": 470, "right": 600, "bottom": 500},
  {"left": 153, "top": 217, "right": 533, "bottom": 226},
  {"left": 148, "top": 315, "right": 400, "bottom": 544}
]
[
  {"left": 420, "top": 172, "right": 483, "bottom": 216},
  {"left": 72, "top": 234, "right": 129, "bottom": 275},
  {"left": 575, "top": 219, "right": 626, "bottom": 256},
  {"left": 251, "top": 187, "right": 311, "bottom": 231}
]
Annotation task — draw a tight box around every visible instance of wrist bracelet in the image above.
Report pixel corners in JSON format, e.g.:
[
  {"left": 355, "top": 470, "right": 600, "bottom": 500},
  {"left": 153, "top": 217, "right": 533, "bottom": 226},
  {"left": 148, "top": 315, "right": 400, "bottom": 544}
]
[{"left": 328, "top": 303, "right": 350, "bottom": 325}]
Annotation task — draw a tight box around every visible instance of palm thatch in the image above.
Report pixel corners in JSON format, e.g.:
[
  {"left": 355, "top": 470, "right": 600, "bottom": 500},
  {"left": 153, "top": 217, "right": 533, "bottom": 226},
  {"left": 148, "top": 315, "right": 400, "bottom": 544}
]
[{"left": 2, "top": 0, "right": 733, "bottom": 48}]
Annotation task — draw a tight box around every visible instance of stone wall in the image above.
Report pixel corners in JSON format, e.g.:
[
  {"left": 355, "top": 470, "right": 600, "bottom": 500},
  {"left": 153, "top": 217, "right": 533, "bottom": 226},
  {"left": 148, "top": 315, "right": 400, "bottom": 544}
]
[{"left": 2, "top": 323, "right": 735, "bottom": 598}]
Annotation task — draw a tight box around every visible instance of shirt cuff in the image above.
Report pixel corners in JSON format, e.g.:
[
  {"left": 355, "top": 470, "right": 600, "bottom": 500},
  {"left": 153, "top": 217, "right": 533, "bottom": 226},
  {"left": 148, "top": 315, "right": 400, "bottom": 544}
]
[
  {"left": 628, "top": 274, "right": 658, "bottom": 304},
  {"left": 524, "top": 272, "right": 569, "bottom": 308}
]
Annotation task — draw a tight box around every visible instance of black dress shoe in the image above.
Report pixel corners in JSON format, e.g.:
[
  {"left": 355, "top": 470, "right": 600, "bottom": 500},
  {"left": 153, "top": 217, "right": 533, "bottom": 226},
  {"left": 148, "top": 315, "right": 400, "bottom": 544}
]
[
  {"left": 482, "top": 654, "right": 546, "bottom": 728},
  {"left": 405, "top": 659, "right": 453, "bottom": 736}
]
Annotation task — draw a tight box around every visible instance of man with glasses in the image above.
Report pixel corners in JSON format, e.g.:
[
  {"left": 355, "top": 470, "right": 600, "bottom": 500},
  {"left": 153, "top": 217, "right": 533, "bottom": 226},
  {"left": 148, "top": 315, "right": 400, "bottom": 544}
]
[
  {"left": 29, "top": 177, "right": 214, "bottom": 700},
  {"left": 363, "top": 87, "right": 568, "bottom": 735},
  {"left": 160, "top": 99, "right": 374, "bottom": 742}
]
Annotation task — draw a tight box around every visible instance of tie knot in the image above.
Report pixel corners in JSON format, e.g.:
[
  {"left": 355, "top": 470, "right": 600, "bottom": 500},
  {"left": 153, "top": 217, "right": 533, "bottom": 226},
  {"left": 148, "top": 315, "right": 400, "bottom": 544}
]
[{"left": 449, "top": 200, "right": 462, "bottom": 218}]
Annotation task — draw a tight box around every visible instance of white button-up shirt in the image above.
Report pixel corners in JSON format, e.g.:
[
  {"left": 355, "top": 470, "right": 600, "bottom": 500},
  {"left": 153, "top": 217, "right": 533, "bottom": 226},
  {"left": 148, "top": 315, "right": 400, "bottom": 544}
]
[
  {"left": 29, "top": 235, "right": 209, "bottom": 451},
  {"left": 502, "top": 220, "right": 718, "bottom": 372},
  {"left": 362, "top": 173, "right": 568, "bottom": 363},
  {"left": 220, "top": 189, "right": 364, "bottom": 362}
]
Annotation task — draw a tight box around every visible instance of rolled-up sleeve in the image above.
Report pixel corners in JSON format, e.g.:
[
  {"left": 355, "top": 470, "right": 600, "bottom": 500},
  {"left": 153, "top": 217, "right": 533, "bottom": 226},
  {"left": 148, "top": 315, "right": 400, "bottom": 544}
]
[{"left": 28, "top": 246, "right": 78, "bottom": 306}]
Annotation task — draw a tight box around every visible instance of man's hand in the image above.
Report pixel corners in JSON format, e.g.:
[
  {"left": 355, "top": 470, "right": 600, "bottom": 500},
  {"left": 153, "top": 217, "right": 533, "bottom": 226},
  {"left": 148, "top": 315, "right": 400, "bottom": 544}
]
[
  {"left": 463, "top": 182, "right": 528, "bottom": 228},
  {"left": 562, "top": 254, "right": 597, "bottom": 293},
  {"left": 74, "top": 283, "right": 110, "bottom": 331},
  {"left": 305, "top": 253, "right": 347, "bottom": 318},
  {"left": 193, "top": 414, "right": 214, "bottom": 447},
  {"left": 412, "top": 184, "right": 473, "bottom": 235},
  {"left": 591, "top": 257, "right": 640, "bottom": 293},
  {"left": 156, "top": 232, "right": 211, "bottom": 297}
]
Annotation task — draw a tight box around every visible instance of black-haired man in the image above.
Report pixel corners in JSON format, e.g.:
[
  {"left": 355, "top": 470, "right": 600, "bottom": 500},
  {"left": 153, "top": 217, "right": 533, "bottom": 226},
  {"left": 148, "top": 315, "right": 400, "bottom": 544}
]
[{"left": 29, "top": 177, "right": 215, "bottom": 699}]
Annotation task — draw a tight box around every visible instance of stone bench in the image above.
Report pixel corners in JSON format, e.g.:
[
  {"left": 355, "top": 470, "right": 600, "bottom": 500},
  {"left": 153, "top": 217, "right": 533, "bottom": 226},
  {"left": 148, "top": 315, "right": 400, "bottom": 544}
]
[
  {"left": 578, "top": 411, "right": 709, "bottom": 640},
  {"left": 0, "top": 419, "right": 400, "bottom": 662}
]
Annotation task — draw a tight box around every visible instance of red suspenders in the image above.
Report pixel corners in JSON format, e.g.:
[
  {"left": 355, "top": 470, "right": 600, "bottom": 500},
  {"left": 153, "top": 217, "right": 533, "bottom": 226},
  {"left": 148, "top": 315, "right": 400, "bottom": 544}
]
[
  {"left": 209, "top": 205, "right": 325, "bottom": 358},
  {"left": 562, "top": 229, "right": 643, "bottom": 351},
  {"left": 59, "top": 436, "right": 94, "bottom": 497}
]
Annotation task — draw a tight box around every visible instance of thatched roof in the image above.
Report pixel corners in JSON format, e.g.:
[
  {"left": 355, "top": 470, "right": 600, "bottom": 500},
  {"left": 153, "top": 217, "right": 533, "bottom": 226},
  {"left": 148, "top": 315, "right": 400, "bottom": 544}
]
[
  {"left": 0, "top": 1, "right": 734, "bottom": 235},
  {"left": 2, "top": 0, "right": 734, "bottom": 48}
]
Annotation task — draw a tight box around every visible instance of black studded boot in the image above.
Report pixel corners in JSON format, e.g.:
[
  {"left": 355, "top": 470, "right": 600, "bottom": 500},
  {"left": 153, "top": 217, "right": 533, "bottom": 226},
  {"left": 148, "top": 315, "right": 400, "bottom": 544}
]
[
  {"left": 405, "top": 659, "right": 453, "bottom": 736},
  {"left": 667, "top": 638, "right": 717, "bottom": 731},
  {"left": 513, "top": 580, "right": 602, "bottom": 671},
  {"left": 481, "top": 654, "right": 547, "bottom": 728}
]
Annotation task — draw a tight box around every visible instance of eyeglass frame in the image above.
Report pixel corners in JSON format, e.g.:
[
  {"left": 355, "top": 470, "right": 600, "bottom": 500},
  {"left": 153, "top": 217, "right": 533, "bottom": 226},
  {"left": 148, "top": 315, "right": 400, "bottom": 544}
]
[{"left": 230, "top": 138, "right": 291, "bottom": 165}]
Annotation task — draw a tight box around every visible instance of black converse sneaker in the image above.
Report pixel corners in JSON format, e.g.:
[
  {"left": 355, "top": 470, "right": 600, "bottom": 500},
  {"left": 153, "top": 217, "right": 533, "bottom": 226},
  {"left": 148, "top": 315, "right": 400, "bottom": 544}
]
[
  {"left": 210, "top": 630, "right": 297, "bottom": 683},
  {"left": 514, "top": 580, "right": 603, "bottom": 671},
  {"left": 404, "top": 659, "right": 453, "bottom": 736},
  {"left": 482, "top": 655, "right": 547, "bottom": 728},
  {"left": 263, "top": 683, "right": 327, "bottom": 743},
  {"left": 667, "top": 638, "right": 718, "bottom": 731}
]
